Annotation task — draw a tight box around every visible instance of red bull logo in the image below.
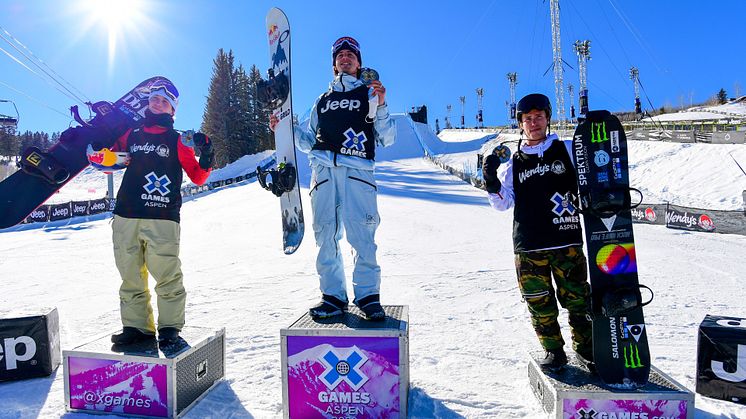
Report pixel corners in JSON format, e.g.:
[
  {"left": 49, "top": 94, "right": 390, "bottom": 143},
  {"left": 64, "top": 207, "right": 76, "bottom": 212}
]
[{"left": 268, "top": 24, "right": 280, "bottom": 42}]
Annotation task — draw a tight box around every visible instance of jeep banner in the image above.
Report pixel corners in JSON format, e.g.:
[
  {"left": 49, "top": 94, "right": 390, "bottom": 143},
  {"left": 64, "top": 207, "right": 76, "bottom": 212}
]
[
  {"left": 0, "top": 309, "right": 60, "bottom": 382},
  {"left": 49, "top": 202, "right": 72, "bottom": 222},
  {"left": 71, "top": 201, "right": 90, "bottom": 217}
]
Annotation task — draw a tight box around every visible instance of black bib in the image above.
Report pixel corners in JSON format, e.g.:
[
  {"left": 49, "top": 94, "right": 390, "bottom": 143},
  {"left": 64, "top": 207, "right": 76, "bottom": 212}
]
[
  {"left": 313, "top": 85, "right": 376, "bottom": 161},
  {"left": 512, "top": 139, "right": 583, "bottom": 252},
  {"left": 114, "top": 128, "right": 184, "bottom": 223}
]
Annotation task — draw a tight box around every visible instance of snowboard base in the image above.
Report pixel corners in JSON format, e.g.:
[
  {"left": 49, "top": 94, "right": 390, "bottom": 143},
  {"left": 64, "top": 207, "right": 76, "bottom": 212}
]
[{"left": 527, "top": 351, "right": 694, "bottom": 418}]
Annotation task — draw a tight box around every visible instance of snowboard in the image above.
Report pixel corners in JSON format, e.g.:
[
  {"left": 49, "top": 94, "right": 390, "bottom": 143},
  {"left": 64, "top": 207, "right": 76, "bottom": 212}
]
[
  {"left": 0, "top": 76, "right": 175, "bottom": 229},
  {"left": 573, "top": 110, "right": 651, "bottom": 389},
  {"left": 258, "top": 7, "right": 304, "bottom": 255}
]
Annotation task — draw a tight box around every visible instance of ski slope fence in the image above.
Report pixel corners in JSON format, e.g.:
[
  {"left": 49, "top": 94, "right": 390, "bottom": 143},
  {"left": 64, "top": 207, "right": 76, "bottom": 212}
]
[
  {"left": 3, "top": 157, "right": 276, "bottom": 229},
  {"left": 424, "top": 153, "right": 746, "bottom": 237}
]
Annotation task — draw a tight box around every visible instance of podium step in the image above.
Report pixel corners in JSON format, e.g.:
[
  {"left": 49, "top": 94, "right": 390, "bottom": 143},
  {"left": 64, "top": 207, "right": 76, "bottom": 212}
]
[
  {"left": 63, "top": 327, "right": 225, "bottom": 418},
  {"left": 527, "top": 351, "right": 694, "bottom": 418}
]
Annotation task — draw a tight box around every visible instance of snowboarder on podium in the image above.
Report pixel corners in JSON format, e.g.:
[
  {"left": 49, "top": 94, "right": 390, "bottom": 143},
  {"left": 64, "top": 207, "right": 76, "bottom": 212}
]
[
  {"left": 483, "top": 93, "right": 593, "bottom": 371},
  {"left": 108, "top": 80, "right": 214, "bottom": 347},
  {"left": 272, "top": 36, "right": 395, "bottom": 321}
]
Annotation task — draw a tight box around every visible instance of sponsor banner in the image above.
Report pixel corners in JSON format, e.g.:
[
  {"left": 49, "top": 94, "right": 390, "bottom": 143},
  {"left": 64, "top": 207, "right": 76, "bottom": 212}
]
[
  {"left": 0, "top": 313, "right": 58, "bottom": 381},
  {"left": 71, "top": 201, "right": 90, "bottom": 217},
  {"left": 696, "top": 315, "right": 746, "bottom": 404},
  {"left": 108, "top": 198, "right": 116, "bottom": 212},
  {"left": 287, "top": 335, "right": 400, "bottom": 418},
  {"left": 88, "top": 198, "right": 109, "bottom": 215},
  {"left": 665, "top": 204, "right": 716, "bottom": 232},
  {"left": 26, "top": 205, "right": 50, "bottom": 224},
  {"left": 711, "top": 131, "right": 746, "bottom": 144},
  {"left": 630, "top": 204, "right": 666, "bottom": 225},
  {"left": 564, "top": 398, "right": 688, "bottom": 418},
  {"left": 67, "top": 357, "right": 168, "bottom": 417}
]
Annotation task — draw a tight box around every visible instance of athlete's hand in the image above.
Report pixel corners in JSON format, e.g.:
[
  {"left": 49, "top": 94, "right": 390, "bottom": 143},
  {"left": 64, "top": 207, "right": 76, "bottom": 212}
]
[
  {"left": 269, "top": 114, "right": 279, "bottom": 132},
  {"left": 368, "top": 80, "right": 386, "bottom": 106},
  {"left": 482, "top": 154, "right": 502, "bottom": 194}
]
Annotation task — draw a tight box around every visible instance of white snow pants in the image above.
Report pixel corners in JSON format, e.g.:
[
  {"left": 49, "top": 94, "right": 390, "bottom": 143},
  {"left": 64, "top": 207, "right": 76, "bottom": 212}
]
[{"left": 310, "top": 165, "right": 381, "bottom": 303}]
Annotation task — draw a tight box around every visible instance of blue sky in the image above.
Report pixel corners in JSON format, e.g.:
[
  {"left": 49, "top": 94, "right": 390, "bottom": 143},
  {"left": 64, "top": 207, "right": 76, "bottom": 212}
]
[{"left": 0, "top": 0, "right": 743, "bottom": 134}]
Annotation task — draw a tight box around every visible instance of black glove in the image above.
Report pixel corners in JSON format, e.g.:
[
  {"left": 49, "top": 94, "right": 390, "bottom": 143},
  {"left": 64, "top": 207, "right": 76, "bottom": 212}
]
[
  {"left": 482, "top": 154, "right": 502, "bottom": 194},
  {"left": 193, "top": 133, "right": 214, "bottom": 169}
]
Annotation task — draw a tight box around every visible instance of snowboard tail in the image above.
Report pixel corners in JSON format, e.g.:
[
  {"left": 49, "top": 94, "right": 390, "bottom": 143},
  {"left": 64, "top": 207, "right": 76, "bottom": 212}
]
[
  {"left": 0, "top": 77, "right": 176, "bottom": 229},
  {"left": 573, "top": 110, "right": 651, "bottom": 389}
]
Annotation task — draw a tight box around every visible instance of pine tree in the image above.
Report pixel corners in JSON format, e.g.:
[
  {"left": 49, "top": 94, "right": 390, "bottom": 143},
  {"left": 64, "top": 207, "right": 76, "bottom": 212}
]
[
  {"left": 248, "top": 65, "right": 273, "bottom": 152},
  {"left": 717, "top": 88, "right": 728, "bottom": 104},
  {"left": 201, "top": 49, "right": 235, "bottom": 167},
  {"left": 231, "top": 65, "right": 254, "bottom": 160}
]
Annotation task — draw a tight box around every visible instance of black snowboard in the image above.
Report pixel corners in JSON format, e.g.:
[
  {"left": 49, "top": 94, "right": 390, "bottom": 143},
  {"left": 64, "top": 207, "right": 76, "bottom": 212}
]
[
  {"left": 0, "top": 76, "right": 172, "bottom": 229},
  {"left": 573, "top": 110, "right": 651, "bottom": 389}
]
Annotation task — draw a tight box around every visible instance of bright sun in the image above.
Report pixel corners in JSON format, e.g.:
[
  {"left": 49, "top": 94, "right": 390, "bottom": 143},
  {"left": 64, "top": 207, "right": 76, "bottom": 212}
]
[{"left": 82, "top": 0, "right": 148, "bottom": 66}]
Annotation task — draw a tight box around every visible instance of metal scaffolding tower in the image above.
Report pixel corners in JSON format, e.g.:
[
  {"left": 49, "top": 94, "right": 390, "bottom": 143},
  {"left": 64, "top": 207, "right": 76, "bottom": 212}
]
[
  {"left": 445, "top": 104, "right": 452, "bottom": 129},
  {"left": 476, "top": 88, "right": 484, "bottom": 128},
  {"left": 549, "top": 0, "right": 566, "bottom": 127},
  {"left": 459, "top": 96, "right": 466, "bottom": 129},
  {"left": 630, "top": 67, "right": 642, "bottom": 115},
  {"left": 573, "top": 40, "right": 591, "bottom": 115},
  {"left": 507, "top": 72, "right": 518, "bottom": 126},
  {"left": 567, "top": 83, "right": 575, "bottom": 120}
]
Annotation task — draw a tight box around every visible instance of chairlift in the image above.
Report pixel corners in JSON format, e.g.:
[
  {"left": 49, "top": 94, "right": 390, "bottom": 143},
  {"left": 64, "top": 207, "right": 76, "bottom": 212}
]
[{"left": 0, "top": 99, "right": 19, "bottom": 133}]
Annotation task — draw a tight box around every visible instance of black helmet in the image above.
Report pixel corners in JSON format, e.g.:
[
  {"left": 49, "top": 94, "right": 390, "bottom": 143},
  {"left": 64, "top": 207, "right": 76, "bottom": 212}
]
[{"left": 516, "top": 93, "right": 552, "bottom": 123}]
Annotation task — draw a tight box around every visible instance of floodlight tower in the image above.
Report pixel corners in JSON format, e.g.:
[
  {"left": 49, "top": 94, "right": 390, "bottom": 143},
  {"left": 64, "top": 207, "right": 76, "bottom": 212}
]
[
  {"left": 630, "top": 67, "right": 642, "bottom": 116},
  {"left": 567, "top": 83, "right": 575, "bottom": 120},
  {"left": 459, "top": 96, "right": 466, "bottom": 129},
  {"left": 549, "top": 0, "right": 566, "bottom": 127},
  {"left": 476, "top": 88, "right": 484, "bottom": 128},
  {"left": 574, "top": 39, "right": 591, "bottom": 116},
  {"left": 445, "top": 104, "right": 452, "bottom": 129},
  {"left": 507, "top": 72, "right": 518, "bottom": 126}
]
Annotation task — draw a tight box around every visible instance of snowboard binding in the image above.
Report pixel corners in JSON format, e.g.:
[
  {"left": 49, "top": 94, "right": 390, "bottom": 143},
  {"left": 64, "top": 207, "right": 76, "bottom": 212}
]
[
  {"left": 257, "top": 162, "right": 297, "bottom": 197},
  {"left": 579, "top": 187, "right": 643, "bottom": 218},
  {"left": 600, "top": 284, "right": 654, "bottom": 317},
  {"left": 256, "top": 68, "right": 290, "bottom": 109},
  {"left": 19, "top": 147, "right": 70, "bottom": 185}
]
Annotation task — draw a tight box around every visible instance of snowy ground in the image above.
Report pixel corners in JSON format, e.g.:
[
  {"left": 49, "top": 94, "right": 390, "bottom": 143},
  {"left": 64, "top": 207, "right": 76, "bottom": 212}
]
[{"left": 1, "top": 116, "right": 746, "bottom": 418}]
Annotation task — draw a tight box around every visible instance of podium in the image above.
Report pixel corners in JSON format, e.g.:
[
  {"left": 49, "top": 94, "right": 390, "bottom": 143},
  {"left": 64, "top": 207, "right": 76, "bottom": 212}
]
[
  {"left": 697, "top": 314, "right": 746, "bottom": 404},
  {"left": 528, "top": 352, "right": 694, "bottom": 418},
  {"left": 0, "top": 307, "right": 60, "bottom": 382},
  {"left": 63, "top": 327, "right": 225, "bottom": 418},
  {"left": 281, "top": 305, "right": 409, "bottom": 419}
]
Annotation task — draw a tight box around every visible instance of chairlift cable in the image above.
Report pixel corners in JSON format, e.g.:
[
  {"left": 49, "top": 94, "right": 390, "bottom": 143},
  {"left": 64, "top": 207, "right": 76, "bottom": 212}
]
[{"left": 0, "top": 80, "right": 74, "bottom": 121}]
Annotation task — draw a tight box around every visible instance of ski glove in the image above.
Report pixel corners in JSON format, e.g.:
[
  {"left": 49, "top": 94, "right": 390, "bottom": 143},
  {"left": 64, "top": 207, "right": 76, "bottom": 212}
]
[
  {"left": 482, "top": 154, "right": 502, "bottom": 194},
  {"left": 193, "top": 133, "right": 214, "bottom": 170}
]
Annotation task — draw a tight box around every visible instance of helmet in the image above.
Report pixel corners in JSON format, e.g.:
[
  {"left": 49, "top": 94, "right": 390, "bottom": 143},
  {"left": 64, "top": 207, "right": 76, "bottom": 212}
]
[
  {"left": 516, "top": 93, "right": 551, "bottom": 123},
  {"left": 331, "top": 36, "right": 362, "bottom": 67},
  {"left": 148, "top": 78, "right": 179, "bottom": 112},
  {"left": 86, "top": 144, "right": 130, "bottom": 172}
]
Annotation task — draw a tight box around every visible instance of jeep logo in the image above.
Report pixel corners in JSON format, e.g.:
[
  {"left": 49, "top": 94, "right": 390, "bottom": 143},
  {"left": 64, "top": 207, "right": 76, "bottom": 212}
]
[
  {"left": 0, "top": 336, "right": 37, "bottom": 370},
  {"left": 319, "top": 98, "right": 361, "bottom": 114},
  {"left": 52, "top": 207, "right": 69, "bottom": 217}
]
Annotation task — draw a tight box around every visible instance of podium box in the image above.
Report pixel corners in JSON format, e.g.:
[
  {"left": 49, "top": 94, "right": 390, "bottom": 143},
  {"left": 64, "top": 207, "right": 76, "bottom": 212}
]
[
  {"left": 696, "top": 314, "right": 746, "bottom": 404},
  {"left": 63, "top": 327, "right": 225, "bottom": 418},
  {"left": 527, "top": 352, "right": 694, "bottom": 418},
  {"left": 281, "top": 305, "right": 409, "bottom": 419},
  {"left": 0, "top": 307, "right": 60, "bottom": 382}
]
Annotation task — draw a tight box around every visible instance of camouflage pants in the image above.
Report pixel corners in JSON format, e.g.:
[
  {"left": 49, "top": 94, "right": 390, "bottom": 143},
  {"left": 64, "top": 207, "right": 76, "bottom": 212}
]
[{"left": 515, "top": 245, "right": 592, "bottom": 352}]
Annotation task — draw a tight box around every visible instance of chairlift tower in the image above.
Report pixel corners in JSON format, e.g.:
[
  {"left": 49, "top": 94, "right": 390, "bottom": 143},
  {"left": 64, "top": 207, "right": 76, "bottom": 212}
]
[
  {"left": 476, "top": 88, "right": 484, "bottom": 128},
  {"left": 507, "top": 72, "right": 518, "bottom": 126},
  {"left": 630, "top": 67, "right": 642, "bottom": 116},
  {"left": 445, "top": 104, "right": 452, "bottom": 129},
  {"left": 567, "top": 83, "right": 575, "bottom": 121},
  {"left": 573, "top": 40, "right": 591, "bottom": 116},
  {"left": 549, "top": 0, "right": 566, "bottom": 127},
  {"left": 459, "top": 96, "right": 466, "bottom": 129},
  {"left": 0, "top": 99, "right": 19, "bottom": 135}
]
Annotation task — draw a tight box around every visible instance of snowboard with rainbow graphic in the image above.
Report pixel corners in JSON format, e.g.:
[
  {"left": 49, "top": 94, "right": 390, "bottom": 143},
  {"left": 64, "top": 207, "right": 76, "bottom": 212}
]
[{"left": 573, "top": 110, "right": 651, "bottom": 389}]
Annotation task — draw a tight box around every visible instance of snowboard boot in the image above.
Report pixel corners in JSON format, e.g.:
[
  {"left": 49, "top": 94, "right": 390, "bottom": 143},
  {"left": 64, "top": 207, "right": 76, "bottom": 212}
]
[
  {"left": 158, "top": 327, "right": 181, "bottom": 344},
  {"left": 309, "top": 295, "right": 348, "bottom": 320},
  {"left": 354, "top": 294, "right": 386, "bottom": 322},
  {"left": 158, "top": 327, "right": 189, "bottom": 353},
  {"left": 19, "top": 147, "right": 70, "bottom": 184},
  {"left": 111, "top": 327, "right": 155, "bottom": 345},
  {"left": 539, "top": 348, "right": 568, "bottom": 372},
  {"left": 575, "top": 345, "right": 595, "bottom": 371}
]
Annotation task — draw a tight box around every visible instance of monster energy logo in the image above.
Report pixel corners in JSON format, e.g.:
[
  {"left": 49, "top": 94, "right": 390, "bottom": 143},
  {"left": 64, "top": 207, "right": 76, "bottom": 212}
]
[
  {"left": 591, "top": 122, "right": 609, "bottom": 143},
  {"left": 624, "top": 343, "right": 644, "bottom": 369}
]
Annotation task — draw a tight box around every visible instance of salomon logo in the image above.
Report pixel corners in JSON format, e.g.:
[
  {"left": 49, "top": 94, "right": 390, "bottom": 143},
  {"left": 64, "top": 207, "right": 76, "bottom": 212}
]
[{"left": 0, "top": 336, "right": 37, "bottom": 370}]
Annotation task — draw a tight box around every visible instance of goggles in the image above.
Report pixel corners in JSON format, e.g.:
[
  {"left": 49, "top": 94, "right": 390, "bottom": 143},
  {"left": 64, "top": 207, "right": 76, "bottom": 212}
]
[{"left": 332, "top": 36, "right": 360, "bottom": 56}]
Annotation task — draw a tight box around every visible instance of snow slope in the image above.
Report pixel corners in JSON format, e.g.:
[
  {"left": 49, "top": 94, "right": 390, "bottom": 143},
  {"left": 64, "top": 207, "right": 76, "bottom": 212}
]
[{"left": 1, "top": 117, "right": 745, "bottom": 418}]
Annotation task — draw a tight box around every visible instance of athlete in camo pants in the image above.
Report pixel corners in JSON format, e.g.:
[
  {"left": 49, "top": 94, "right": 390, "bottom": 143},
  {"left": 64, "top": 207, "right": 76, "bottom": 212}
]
[{"left": 483, "top": 93, "right": 592, "bottom": 371}]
